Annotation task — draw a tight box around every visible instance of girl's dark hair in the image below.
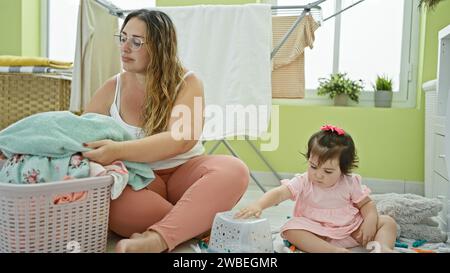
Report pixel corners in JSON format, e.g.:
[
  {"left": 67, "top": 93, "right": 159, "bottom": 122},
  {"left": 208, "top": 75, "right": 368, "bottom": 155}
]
[{"left": 305, "top": 129, "right": 358, "bottom": 175}]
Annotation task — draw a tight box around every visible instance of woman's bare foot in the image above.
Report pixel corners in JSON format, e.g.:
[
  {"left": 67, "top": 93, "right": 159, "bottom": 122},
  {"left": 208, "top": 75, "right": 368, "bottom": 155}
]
[{"left": 115, "top": 230, "right": 168, "bottom": 253}]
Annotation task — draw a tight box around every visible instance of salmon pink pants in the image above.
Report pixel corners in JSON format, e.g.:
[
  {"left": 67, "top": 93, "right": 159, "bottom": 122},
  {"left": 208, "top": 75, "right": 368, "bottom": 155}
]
[{"left": 109, "top": 155, "right": 249, "bottom": 250}]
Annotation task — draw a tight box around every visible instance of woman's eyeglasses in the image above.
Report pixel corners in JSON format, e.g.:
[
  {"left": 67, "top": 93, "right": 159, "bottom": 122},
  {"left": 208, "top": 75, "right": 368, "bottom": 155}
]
[{"left": 114, "top": 34, "right": 145, "bottom": 50}]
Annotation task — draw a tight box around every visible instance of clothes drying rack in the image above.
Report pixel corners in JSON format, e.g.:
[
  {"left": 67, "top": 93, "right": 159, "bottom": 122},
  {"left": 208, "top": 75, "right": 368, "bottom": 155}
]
[{"left": 93, "top": 0, "right": 365, "bottom": 193}]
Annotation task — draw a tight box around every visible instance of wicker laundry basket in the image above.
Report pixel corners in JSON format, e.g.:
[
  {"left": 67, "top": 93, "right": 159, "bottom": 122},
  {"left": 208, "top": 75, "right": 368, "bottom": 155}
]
[
  {"left": 0, "top": 73, "right": 71, "bottom": 130},
  {"left": 0, "top": 161, "right": 113, "bottom": 253}
]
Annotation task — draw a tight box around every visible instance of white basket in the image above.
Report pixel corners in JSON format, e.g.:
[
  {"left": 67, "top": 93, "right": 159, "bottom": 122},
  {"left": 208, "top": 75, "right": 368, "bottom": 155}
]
[
  {"left": 208, "top": 211, "right": 273, "bottom": 253},
  {"left": 0, "top": 160, "right": 113, "bottom": 253}
]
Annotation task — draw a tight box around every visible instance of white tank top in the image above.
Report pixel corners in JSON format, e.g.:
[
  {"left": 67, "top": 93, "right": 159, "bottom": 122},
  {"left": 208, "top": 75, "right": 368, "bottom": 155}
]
[{"left": 110, "top": 72, "right": 205, "bottom": 170}]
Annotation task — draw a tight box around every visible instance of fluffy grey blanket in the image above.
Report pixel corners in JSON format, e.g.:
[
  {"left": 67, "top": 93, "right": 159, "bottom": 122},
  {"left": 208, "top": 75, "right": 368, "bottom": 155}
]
[
  {"left": 371, "top": 193, "right": 442, "bottom": 224},
  {"left": 400, "top": 224, "right": 448, "bottom": 243},
  {"left": 371, "top": 193, "right": 447, "bottom": 242}
]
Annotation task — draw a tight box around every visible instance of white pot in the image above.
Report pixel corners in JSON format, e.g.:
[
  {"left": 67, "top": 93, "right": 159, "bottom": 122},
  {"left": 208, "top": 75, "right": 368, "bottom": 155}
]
[
  {"left": 334, "top": 94, "right": 348, "bottom": 106},
  {"left": 374, "top": 91, "right": 393, "bottom": 108}
]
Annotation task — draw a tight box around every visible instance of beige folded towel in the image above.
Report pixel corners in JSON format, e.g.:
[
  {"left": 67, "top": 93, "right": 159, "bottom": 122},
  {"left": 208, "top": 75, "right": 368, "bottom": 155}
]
[
  {"left": 0, "top": 55, "right": 73, "bottom": 69},
  {"left": 271, "top": 14, "right": 319, "bottom": 98}
]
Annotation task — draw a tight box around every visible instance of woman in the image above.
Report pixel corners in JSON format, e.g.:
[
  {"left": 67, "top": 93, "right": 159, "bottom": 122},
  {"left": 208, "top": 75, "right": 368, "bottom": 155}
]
[{"left": 83, "top": 9, "right": 249, "bottom": 253}]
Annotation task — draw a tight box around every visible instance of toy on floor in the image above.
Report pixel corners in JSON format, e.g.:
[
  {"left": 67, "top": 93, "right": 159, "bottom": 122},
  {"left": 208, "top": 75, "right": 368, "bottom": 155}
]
[
  {"left": 411, "top": 248, "right": 435, "bottom": 253},
  {"left": 283, "top": 239, "right": 300, "bottom": 252},
  {"left": 198, "top": 236, "right": 209, "bottom": 250},
  {"left": 395, "top": 241, "right": 409, "bottom": 248},
  {"left": 412, "top": 239, "right": 427, "bottom": 248},
  {"left": 393, "top": 238, "right": 450, "bottom": 253},
  {"left": 190, "top": 236, "right": 209, "bottom": 253}
]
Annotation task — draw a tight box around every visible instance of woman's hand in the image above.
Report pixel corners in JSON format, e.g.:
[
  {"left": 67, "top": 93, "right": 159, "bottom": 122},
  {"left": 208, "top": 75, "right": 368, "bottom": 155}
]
[
  {"left": 81, "top": 139, "right": 124, "bottom": 165},
  {"left": 358, "top": 218, "right": 377, "bottom": 247},
  {"left": 234, "top": 203, "right": 263, "bottom": 219}
]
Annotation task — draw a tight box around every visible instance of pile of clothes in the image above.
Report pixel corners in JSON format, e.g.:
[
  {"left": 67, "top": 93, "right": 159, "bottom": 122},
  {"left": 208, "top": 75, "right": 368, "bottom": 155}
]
[
  {"left": 371, "top": 193, "right": 448, "bottom": 243},
  {"left": 0, "top": 111, "right": 155, "bottom": 200}
]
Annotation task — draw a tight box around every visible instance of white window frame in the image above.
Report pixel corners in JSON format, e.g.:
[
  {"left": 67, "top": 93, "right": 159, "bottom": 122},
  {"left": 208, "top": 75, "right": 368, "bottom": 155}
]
[
  {"left": 41, "top": 0, "right": 49, "bottom": 58},
  {"left": 41, "top": 0, "right": 420, "bottom": 108},
  {"left": 273, "top": 0, "right": 420, "bottom": 108}
]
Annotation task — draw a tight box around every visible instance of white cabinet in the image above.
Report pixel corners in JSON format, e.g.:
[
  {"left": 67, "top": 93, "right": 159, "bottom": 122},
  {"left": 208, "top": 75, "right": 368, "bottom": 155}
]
[
  {"left": 424, "top": 81, "right": 447, "bottom": 193},
  {"left": 437, "top": 24, "right": 450, "bottom": 116},
  {"left": 424, "top": 24, "right": 450, "bottom": 231},
  {"left": 424, "top": 80, "right": 449, "bottom": 228}
]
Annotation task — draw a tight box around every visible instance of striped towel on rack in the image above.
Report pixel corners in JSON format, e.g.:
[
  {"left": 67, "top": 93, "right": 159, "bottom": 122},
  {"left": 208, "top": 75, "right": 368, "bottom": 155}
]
[
  {"left": 271, "top": 14, "right": 319, "bottom": 99},
  {"left": 0, "top": 66, "right": 73, "bottom": 74}
]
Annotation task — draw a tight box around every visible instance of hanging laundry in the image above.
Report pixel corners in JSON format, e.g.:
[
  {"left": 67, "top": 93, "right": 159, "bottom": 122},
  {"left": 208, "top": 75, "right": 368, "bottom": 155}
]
[{"left": 271, "top": 14, "right": 319, "bottom": 98}]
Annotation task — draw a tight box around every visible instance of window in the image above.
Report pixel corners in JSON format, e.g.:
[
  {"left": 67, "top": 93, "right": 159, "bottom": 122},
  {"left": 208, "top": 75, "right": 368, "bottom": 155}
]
[
  {"left": 274, "top": 0, "right": 420, "bottom": 107},
  {"left": 45, "top": 0, "right": 155, "bottom": 62},
  {"left": 47, "top": 0, "right": 79, "bottom": 62}
]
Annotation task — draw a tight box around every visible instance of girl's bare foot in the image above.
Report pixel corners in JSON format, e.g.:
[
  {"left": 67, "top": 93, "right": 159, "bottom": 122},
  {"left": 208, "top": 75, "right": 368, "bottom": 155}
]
[
  {"left": 333, "top": 247, "right": 351, "bottom": 253},
  {"left": 380, "top": 245, "right": 395, "bottom": 253},
  {"left": 115, "top": 230, "right": 168, "bottom": 253}
]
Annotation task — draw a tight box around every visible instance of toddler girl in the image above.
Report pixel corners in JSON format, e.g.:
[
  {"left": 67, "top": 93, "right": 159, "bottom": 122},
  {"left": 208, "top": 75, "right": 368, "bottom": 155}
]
[{"left": 235, "top": 125, "right": 397, "bottom": 253}]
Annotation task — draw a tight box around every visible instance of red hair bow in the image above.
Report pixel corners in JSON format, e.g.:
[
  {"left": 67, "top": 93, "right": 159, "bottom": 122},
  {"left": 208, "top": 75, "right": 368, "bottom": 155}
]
[{"left": 320, "top": 125, "right": 345, "bottom": 136}]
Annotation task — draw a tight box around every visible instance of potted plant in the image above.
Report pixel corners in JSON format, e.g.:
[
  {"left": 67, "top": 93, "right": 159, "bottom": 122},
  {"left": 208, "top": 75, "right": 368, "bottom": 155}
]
[
  {"left": 373, "top": 75, "right": 393, "bottom": 108},
  {"left": 317, "top": 72, "right": 363, "bottom": 106},
  {"left": 419, "top": 0, "right": 444, "bottom": 10}
]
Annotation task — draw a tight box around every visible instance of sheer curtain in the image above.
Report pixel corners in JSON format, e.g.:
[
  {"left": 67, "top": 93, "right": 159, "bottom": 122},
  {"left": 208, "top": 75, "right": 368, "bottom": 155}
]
[{"left": 48, "top": 0, "right": 155, "bottom": 62}]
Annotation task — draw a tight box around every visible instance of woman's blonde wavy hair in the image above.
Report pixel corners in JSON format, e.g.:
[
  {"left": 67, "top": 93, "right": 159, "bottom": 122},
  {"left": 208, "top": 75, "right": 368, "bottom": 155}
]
[{"left": 121, "top": 10, "right": 185, "bottom": 136}]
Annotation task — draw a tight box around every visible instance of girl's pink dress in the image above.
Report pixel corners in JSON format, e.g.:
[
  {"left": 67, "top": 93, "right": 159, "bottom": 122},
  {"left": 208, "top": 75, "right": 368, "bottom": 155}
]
[{"left": 280, "top": 173, "right": 371, "bottom": 248}]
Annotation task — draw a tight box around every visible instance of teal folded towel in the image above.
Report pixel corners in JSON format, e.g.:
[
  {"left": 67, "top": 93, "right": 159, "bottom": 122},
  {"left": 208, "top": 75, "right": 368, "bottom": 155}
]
[{"left": 0, "top": 111, "right": 154, "bottom": 190}]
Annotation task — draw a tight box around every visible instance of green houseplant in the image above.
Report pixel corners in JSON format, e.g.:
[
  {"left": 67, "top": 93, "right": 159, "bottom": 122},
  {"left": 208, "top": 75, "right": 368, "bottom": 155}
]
[
  {"left": 317, "top": 73, "right": 363, "bottom": 106},
  {"left": 419, "top": 0, "right": 445, "bottom": 10},
  {"left": 373, "top": 75, "right": 393, "bottom": 108}
]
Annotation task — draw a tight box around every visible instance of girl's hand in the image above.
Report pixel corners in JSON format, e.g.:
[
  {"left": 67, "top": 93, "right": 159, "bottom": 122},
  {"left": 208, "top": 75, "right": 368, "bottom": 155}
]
[
  {"left": 0, "top": 152, "right": 5, "bottom": 160},
  {"left": 234, "top": 204, "right": 263, "bottom": 219},
  {"left": 359, "top": 218, "right": 377, "bottom": 246},
  {"left": 81, "top": 139, "right": 123, "bottom": 165}
]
